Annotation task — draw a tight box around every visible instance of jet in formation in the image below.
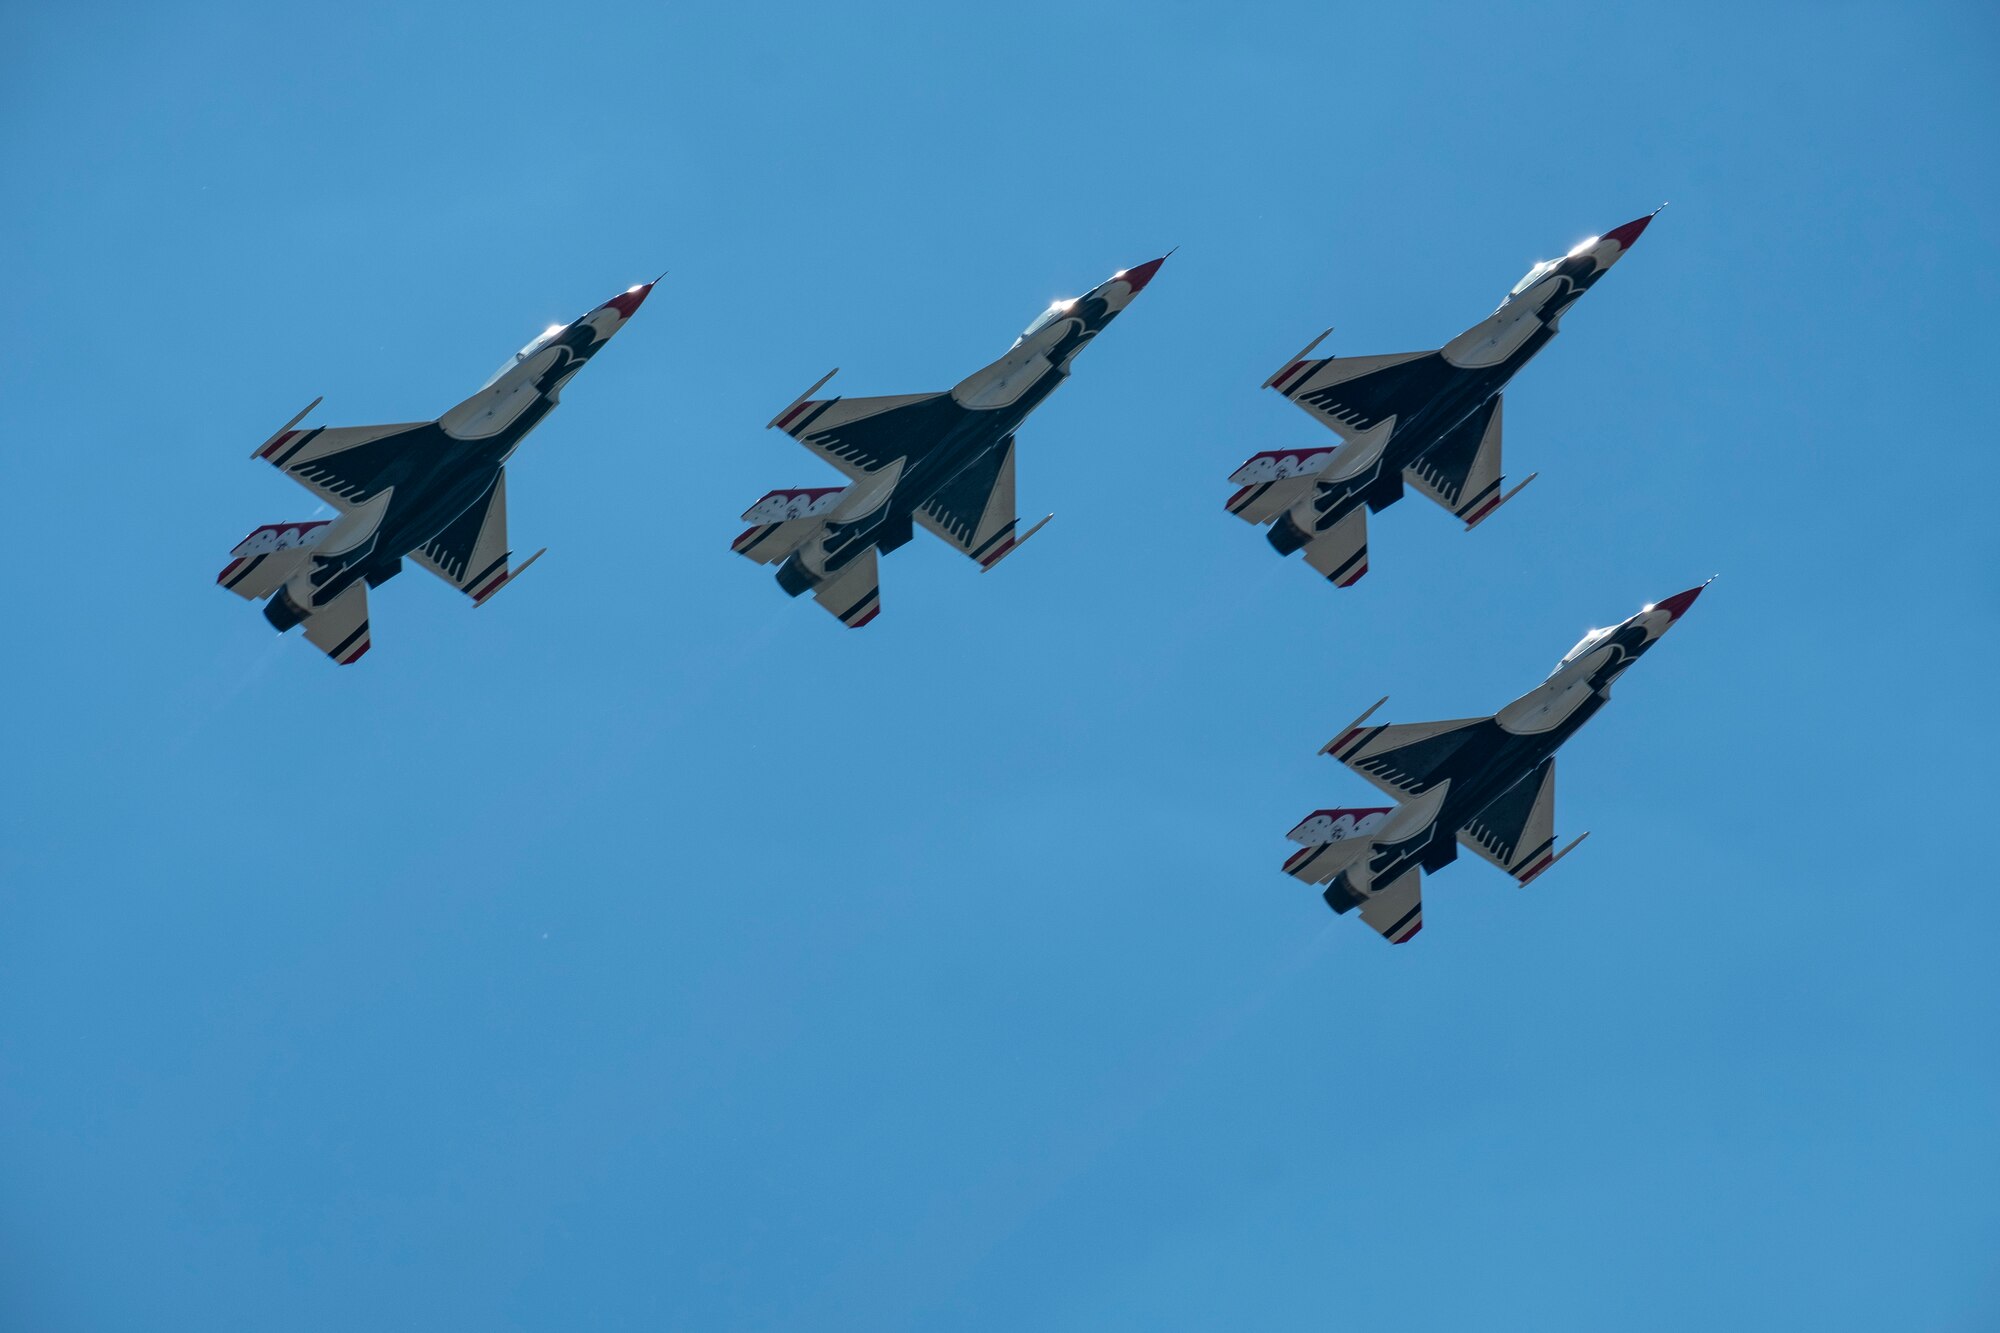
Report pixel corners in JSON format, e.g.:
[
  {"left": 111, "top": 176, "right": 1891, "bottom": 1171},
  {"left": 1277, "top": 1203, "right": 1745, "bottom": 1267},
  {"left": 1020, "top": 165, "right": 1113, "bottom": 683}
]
[
  {"left": 1225, "top": 211, "right": 1660, "bottom": 588},
  {"left": 217, "top": 282, "right": 655, "bottom": 663},
  {"left": 1280, "top": 581, "right": 1709, "bottom": 943},
  {"left": 734, "top": 256, "right": 1169, "bottom": 627}
]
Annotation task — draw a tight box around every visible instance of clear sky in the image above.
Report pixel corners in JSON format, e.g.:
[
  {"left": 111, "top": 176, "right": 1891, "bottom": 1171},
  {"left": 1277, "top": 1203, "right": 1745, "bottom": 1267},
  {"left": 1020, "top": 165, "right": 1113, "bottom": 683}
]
[{"left": 3, "top": 2, "right": 1996, "bottom": 1328}]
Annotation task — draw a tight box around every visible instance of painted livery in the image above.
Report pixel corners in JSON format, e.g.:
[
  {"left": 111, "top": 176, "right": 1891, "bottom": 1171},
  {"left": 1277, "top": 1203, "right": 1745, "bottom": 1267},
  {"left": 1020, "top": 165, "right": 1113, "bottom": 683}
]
[
  {"left": 1228, "top": 211, "right": 1660, "bottom": 587},
  {"left": 1282, "top": 582, "right": 1709, "bottom": 943},
  {"left": 218, "top": 282, "right": 655, "bottom": 663},
  {"left": 736, "top": 257, "right": 1169, "bottom": 626}
]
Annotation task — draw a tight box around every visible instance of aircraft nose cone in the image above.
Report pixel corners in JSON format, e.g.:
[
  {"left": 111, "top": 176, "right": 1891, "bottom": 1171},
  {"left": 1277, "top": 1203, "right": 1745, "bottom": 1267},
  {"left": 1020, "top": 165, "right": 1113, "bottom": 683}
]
[
  {"left": 1115, "top": 255, "right": 1168, "bottom": 294},
  {"left": 1651, "top": 582, "right": 1708, "bottom": 622},
  {"left": 601, "top": 281, "right": 656, "bottom": 321},
  {"left": 1600, "top": 213, "right": 1656, "bottom": 253}
]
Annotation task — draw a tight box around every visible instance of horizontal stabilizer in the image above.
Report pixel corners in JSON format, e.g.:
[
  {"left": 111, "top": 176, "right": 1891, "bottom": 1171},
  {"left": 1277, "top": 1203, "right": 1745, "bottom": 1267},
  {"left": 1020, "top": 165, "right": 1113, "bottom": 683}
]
[
  {"left": 217, "top": 521, "right": 331, "bottom": 601},
  {"left": 1301, "top": 505, "right": 1369, "bottom": 587},
  {"left": 1356, "top": 867, "right": 1424, "bottom": 944},
  {"left": 300, "top": 580, "right": 372, "bottom": 666},
  {"left": 812, "top": 547, "right": 880, "bottom": 628}
]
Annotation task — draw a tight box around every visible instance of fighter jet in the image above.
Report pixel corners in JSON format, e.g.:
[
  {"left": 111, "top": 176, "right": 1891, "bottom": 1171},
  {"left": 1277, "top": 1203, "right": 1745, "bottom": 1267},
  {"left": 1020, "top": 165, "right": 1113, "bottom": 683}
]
[
  {"left": 217, "top": 281, "right": 655, "bottom": 663},
  {"left": 1225, "top": 211, "right": 1660, "bottom": 587},
  {"left": 734, "top": 256, "right": 1169, "bottom": 627},
  {"left": 1280, "top": 581, "right": 1709, "bottom": 943}
]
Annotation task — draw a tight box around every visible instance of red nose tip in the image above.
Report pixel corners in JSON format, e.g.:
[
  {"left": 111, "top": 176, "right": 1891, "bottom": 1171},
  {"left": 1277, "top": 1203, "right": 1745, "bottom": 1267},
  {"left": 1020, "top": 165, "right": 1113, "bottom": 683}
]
[
  {"left": 1116, "top": 255, "right": 1168, "bottom": 293},
  {"left": 1652, "top": 583, "right": 1707, "bottom": 621},
  {"left": 602, "top": 281, "right": 655, "bottom": 320},
  {"left": 1600, "top": 214, "right": 1654, "bottom": 251}
]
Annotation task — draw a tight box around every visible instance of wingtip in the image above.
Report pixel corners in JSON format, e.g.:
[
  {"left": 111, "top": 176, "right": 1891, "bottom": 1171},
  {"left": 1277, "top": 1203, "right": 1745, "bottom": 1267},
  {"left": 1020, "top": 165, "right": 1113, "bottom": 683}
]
[{"left": 251, "top": 396, "right": 324, "bottom": 459}]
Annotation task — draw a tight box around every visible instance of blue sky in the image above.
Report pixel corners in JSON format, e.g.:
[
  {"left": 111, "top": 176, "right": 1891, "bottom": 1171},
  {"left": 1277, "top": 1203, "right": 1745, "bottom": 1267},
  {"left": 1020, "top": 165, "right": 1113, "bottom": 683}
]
[{"left": 3, "top": 1, "right": 1997, "bottom": 1328}]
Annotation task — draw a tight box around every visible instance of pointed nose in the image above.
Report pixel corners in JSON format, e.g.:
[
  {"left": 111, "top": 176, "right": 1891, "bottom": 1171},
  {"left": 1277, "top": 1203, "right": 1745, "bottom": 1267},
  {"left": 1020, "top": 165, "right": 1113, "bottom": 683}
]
[
  {"left": 602, "top": 281, "right": 656, "bottom": 321},
  {"left": 1649, "top": 581, "right": 1708, "bottom": 622},
  {"left": 1114, "top": 255, "right": 1168, "bottom": 294},
  {"left": 1592, "top": 210, "right": 1656, "bottom": 260}
]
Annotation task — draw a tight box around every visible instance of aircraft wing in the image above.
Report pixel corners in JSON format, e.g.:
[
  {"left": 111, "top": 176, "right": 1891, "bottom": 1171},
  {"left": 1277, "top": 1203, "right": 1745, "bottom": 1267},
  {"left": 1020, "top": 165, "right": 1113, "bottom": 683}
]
[
  {"left": 1458, "top": 759, "right": 1562, "bottom": 883},
  {"left": 409, "top": 468, "right": 526, "bottom": 604},
  {"left": 912, "top": 437, "right": 1028, "bottom": 570},
  {"left": 1268, "top": 350, "right": 1446, "bottom": 444},
  {"left": 1324, "top": 714, "right": 1500, "bottom": 800},
  {"left": 771, "top": 389, "right": 963, "bottom": 480},
  {"left": 256, "top": 421, "right": 435, "bottom": 512},
  {"left": 1405, "top": 395, "right": 1507, "bottom": 524}
]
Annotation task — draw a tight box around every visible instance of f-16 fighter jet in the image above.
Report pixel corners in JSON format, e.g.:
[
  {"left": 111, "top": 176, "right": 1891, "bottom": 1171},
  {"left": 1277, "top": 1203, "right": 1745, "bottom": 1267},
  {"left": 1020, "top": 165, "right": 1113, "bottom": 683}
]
[
  {"left": 735, "top": 256, "right": 1169, "bottom": 627},
  {"left": 1226, "top": 211, "right": 1660, "bottom": 587},
  {"left": 217, "top": 282, "right": 655, "bottom": 663},
  {"left": 1281, "top": 581, "right": 1708, "bottom": 943}
]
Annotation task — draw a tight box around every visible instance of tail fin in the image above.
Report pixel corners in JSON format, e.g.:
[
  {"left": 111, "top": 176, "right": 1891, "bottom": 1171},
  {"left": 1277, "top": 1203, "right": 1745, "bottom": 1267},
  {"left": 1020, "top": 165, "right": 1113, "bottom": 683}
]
[
  {"left": 732, "top": 487, "right": 846, "bottom": 565},
  {"left": 1283, "top": 806, "right": 1393, "bottom": 884},
  {"left": 216, "top": 521, "right": 332, "bottom": 601},
  {"left": 1282, "top": 796, "right": 1443, "bottom": 943},
  {"left": 735, "top": 487, "right": 884, "bottom": 628},
  {"left": 1285, "top": 806, "right": 1392, "bottom": 851},
  {"left": 1225, "top": 446, "right": 1337, "bottom": 525},
  {"left": 1281, "top": 813, "right": 1426, "bottom": 945}
]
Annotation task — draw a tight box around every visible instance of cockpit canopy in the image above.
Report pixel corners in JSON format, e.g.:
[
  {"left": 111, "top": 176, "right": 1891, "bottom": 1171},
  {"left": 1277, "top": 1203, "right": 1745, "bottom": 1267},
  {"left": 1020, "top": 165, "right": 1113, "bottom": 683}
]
[
  {"left": 1014, "top": 297, "right": 1078, "bottom": 347},
  {"left": 1507, "top": 258, "right": 1559, "bottom": 301},
  {"left": 481, "top": 322, "right": 568, "bottom": 390},
  {"left": 1553, "top": 626, "right": 1613, "bottom": 674}
]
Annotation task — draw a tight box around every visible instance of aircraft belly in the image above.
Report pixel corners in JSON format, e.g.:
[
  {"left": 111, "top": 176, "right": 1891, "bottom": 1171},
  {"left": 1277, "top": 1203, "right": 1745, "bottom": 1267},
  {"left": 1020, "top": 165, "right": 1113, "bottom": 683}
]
[
  {"left": 951, "top": 355, "right": 1056, "bottom": 411},
  {"left": 315, "top": 490, "right": 396, "bottom": 558},
  {"left": 1443, "top": 311, "right": 1543, "bottom": 368},
  {"left": 442, "top": 380, "right": 543, "bottom": 439},
  {"left": 1320, "top": 419, "right": 1396, "bottom": 483}
]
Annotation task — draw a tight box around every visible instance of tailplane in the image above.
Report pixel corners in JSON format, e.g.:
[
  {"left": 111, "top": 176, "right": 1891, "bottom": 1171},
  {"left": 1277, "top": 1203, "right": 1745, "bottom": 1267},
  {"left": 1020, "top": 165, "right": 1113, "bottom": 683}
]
[
  {"left": 732, "top": 486, "right": 885, "bottom": 628},
  {"left": 1282, "top": 796, "right": 1446, "bottom": 945},
  {"left": 219, "top": 514, "right": 378, "bottom": 665}
]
